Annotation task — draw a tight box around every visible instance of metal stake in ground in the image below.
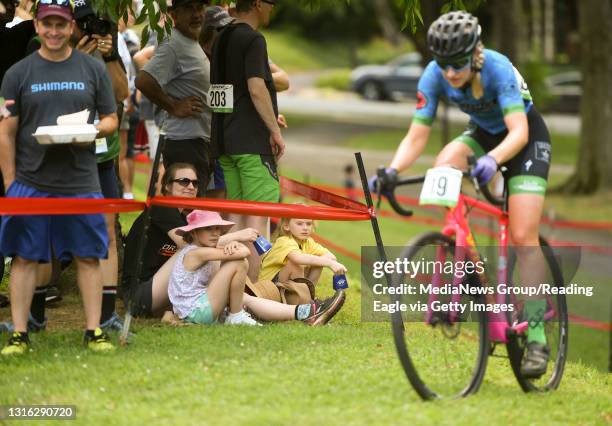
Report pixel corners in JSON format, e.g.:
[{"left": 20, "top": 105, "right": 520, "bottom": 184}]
[{"left": 120, "top": 137, "right": 167, "bottom": 345}]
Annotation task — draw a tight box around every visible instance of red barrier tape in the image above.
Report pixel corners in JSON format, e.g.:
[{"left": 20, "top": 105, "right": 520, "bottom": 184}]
[
  {"left": 280, "top": 177, "right": 368, "bottom": 212},
  {"left": 150, "top": 196, "right": 371, "bottom": 221},
  {"left": 0, "top": 197, "right": 145, "bottom": 215}
]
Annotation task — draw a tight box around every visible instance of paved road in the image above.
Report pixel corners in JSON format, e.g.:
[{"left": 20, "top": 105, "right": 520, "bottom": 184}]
[{"left": 279, "top": 76, "right": 581, "bottom": 135}]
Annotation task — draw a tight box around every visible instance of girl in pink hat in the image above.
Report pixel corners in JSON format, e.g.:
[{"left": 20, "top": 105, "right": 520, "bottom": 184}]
[{"left": 168, "top": 210, "right": 346, "bottom": 326}]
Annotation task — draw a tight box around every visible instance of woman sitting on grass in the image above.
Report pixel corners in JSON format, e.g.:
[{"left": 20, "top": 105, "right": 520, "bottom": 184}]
[
  {"left": 258, "top": 217, "right": 348, "bottom": 286},
  {"left": 169, "top": 211, "right": 346, "bottom": 326}
]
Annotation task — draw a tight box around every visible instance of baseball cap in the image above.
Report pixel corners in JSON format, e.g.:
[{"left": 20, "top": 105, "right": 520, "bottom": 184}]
[
  {"left": 72, "top": 0, "right": 95, "bottom": 20},
  {"left": 204, "top": 6, "right": 234, "bottom": 30},
  {"left": 36, "top": 0, "right": 74, "bottom": 20},
  {"left": 170, "top": 0, "right": 209, "bottom": 10}
]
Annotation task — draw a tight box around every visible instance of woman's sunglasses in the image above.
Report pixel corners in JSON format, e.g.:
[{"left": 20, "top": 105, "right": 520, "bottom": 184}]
[
  {"left": 172, "top": 177, "right": 199, "bottom": 188},
  {"left": 435, "top": 55, "right": 472, "bottom": 72}
]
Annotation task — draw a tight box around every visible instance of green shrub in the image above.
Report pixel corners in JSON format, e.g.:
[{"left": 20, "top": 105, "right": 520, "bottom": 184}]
[
  {"left": 315, "top": 69, "right": 352, "bottom": 91},
  {"left": 356, "top": 37, "right": 417, "bottom": 65}
]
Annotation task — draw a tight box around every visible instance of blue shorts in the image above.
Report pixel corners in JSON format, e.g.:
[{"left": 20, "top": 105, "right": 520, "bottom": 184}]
[
  {"left": 0, "top": 181, "right": 109, "bottom": 262},
  {"left": 185, "top": 293, "right": 216, "bottom": 325},
  {"left": 207, "top": 160, "right": 226, "bottom": 191}
]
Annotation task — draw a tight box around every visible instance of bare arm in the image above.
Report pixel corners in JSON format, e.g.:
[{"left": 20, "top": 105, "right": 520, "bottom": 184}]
[
  {"left": 135, "top": 70, "right": 203, "bottom": 118},
  {"left": 247, "top": 77, "right": 280, "bottom": 135},
  {"left": 389, "top": 123, "right": 432, "bottom": 172},
  {"left": 133, "top": 45, "right": 155, "bottom": 70},
  {"left": 105, "top": 60, "right": 129, "bottom": 103},
  {"left": 270, "top": 63, "right": 289, "bottom": 92},
  {"left": 183, "top": 244, "right": 250, "bottom": 270},
  {"left": 287, "top": 251, "right": 347, "bottom": 274},
  {"left": 247, "top": 77, "right": 284, "bottom": 160},
  {"left": 95, "top": 112, "right": 118, "bottom": 138},
  {"left": 0, "top": 116, "right": 18, "bottom": 188},
  {"left": 217, "top": 228, "right": 259, "bottom": 248},
  {"left": 488, "top": 112, "right": 529, "bottom": 164}
]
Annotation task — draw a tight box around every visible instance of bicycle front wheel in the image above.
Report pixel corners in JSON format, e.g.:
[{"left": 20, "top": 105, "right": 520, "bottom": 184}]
[
  {"left": 390, "top": 232, "right": 488, "bottom": 400},
  {"left": 505, "top": 237, "right": 569, "bottom": 392}
]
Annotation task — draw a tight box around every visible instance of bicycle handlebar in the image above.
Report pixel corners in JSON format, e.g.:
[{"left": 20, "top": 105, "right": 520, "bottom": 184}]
[{"left": 376, "top": 156, "right": 505, "bottom": 217}]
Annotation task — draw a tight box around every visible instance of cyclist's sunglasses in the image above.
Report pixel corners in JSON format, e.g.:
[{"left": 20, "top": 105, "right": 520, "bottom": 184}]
[
  {"left": 435, "top": 54, "right": 472, "bottom": 72},
  {"left": 261, "top": 0, "right": 276, "bottom": 6},
  {"left": 35, "top": 0, "right": 75, "bottom": 11},
  {"left": 172, "top": 178, "right": 200, "bottom": 188}
]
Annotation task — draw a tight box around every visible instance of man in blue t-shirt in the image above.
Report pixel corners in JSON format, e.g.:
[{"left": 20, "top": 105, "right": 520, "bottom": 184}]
[{"left": 0, "top": 0, "right": 118, "bottom": 355}]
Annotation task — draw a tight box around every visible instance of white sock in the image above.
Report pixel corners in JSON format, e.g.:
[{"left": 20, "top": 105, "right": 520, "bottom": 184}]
[{"left": 123, "top": 192, "right": 134, "bottom": 200}]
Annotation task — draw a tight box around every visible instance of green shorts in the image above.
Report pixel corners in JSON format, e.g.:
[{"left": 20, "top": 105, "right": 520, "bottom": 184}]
[
  {"left": 185, "top": 293, "right": 216, "bottom": 325},
  {"left": 218, "top": 154, "right": 280, "bottom": 202}
]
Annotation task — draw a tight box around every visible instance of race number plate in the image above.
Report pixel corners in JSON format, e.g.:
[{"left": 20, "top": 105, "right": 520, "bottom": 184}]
[
  {"left": 419, "top": 167, "right": 462, "bottom": 207},
  {"left": 95, "top": 137, "right": 108, "bottom": 154},
  {"left": 208, "top": 84, "right": 233, "bottom": 113}
]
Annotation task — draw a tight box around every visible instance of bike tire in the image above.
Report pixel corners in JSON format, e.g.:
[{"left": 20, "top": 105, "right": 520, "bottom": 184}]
[
  {"left": 390, "top": 232, "right": 489, "bottom": 400},
  {"left": 505, "top": 237, "right": 568, "bottom": 392}
]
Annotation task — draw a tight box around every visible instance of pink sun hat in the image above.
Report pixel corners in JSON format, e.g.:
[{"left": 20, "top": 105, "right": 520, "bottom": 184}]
[{"left": 176, "top": 210, "right": 235, "bottom": 235}]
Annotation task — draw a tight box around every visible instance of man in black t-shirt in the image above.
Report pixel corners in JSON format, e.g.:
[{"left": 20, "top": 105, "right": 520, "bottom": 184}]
[{"left": 211, "top": 0, "right": 284, "bottom": 281}]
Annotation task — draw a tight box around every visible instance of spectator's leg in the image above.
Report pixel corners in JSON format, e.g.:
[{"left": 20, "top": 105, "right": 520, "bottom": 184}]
[
  {"left": 75, "top": 257, "right": 103, "bottom": 331},
  {"left": 206, "top": 259, "right": 248, "bottom": 316},
  {"left": 9, "top": 257, "right": 38, "bottom": 332},
  {"left": 99, "top": 213, "right": 118, "bottom": 326},
  {"left": 277, "top": 258, "right": 305, "bottom": 282},
  {"left": 242, "top": 293, "right": 294, "bottom": 320}
]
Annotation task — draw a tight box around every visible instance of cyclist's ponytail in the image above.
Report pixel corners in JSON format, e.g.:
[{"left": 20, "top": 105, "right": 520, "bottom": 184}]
[{"left": 471, "top": 42, "right": 485, "bottom": 100}]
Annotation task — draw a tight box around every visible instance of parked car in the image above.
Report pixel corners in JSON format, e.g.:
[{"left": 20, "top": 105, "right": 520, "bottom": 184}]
[
  {"left": 544, "top": 71, "right": 581, "bottom": 114},
  {"left": 350, "top": 52, "right": 423, "bottom": 101}
]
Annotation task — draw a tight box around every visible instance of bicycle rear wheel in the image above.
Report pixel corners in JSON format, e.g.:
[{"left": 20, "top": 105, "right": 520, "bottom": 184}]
[
  {"left": 505, "top": 237, "right": 568, "bottom": 392},
  {"left": 390, "top": 232, "right": 488, "bottom": 400}
]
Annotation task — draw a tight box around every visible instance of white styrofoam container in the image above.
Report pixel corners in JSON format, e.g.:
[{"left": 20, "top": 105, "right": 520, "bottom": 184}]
[{"left": 33, "top": 124, "right": 98, "bottom": 145}]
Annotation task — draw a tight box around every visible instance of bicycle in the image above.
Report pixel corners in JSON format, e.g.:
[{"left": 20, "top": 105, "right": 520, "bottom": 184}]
[{"left": 372, "top": 160, "right": 567, "bottom": 400}]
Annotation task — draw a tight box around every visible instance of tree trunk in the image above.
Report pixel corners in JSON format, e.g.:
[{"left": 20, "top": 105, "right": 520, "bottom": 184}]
[
  {"left": 372, "top": 0, "right": 408, "bottom": 46},
  {"left": 543, "top": 0, "right": 555, "bottom": 62},
  {"left": 491, "top": 0, "right": 525, "bottom": 64},
  {"left": 560, "top": 0, "right": 612, "bottom": 194},
  {"left": 530, "top": 0, "right": 543, "bottom": 55}
]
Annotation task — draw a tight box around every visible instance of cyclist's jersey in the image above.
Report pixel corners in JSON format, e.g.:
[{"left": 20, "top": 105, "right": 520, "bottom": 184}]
[{"left": 413, "top": 49, "right": 532, "bottom": 135}]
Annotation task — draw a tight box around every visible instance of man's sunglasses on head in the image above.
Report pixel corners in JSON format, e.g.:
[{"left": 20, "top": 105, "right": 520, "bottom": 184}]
[
  {"left": 435, "top": 54, "right": 472, "bottom": 72},
  {"left": 173, "top": 178, "right": 200, "bottom": 188},
  {"left": 36, "top": 0, "right": 74, "bottom": 10}
]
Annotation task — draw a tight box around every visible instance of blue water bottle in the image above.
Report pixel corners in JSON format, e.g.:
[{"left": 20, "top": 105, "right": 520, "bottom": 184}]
[
  {"left": 253, "top": 235, "right": 272, "bottom": 256},
  {"left": 333, "top": 274, "right": 349, "bottom": 290}
]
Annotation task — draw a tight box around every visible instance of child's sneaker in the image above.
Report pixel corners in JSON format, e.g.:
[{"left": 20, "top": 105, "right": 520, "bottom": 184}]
[
  {"left": 84, "top": 328, "right": 115, "bottom": 352},
  {"left": 302, "top": 291, "right": 346, "bottom": 326},
  {"left": 1, "top": 332, "right": 30, "bottom": 356},
  {"left": 520, "top": 342, "right": 550, "bottom": 378},
  {"left": 225, "top": 310, "right": 262, "bottom": 326}
]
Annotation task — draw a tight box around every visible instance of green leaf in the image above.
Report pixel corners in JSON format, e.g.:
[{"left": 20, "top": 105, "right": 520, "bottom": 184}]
[
  {"left": 140, "top": 24, "right": 150, "bottom": 48},
  {"left": 135, "top": 9, "right": 148, "bottom": 25}
]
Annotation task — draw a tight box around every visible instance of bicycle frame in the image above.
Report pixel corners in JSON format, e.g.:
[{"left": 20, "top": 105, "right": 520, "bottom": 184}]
[{"left": 437, "top": 192, "right": 517, "bottom": 344}]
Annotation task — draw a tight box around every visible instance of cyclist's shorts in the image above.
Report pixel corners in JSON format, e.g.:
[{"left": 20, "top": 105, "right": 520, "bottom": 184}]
[
  {"left": 218, "top": 154, "right": 280, "bottom": 202},
  {"left": 454, "top": 107, "right": 551, "bottom": 196},
  {"left": 0, "top": 181, "right": 109, "bottom": 262}
]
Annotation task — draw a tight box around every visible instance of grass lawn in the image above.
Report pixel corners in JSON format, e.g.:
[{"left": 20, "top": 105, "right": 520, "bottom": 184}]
[{"left": 1, "top": 166, "right": 611, "bottom": 425}]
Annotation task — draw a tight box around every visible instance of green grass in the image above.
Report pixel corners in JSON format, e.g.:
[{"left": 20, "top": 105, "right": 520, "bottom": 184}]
[
  {"left": 1, "top": 165, "right": 611, "bottom": 425},
  {"left": 262, "top": 30, "right": 350, "bottom": 72},
  {"left": 315, "top": 68, "right": 352, "bottom": 91}
]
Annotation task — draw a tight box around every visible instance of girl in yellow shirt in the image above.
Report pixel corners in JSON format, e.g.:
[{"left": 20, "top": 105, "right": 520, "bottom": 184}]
[{"left": 258, "top": 218, "right": 348, "bottom": 284}]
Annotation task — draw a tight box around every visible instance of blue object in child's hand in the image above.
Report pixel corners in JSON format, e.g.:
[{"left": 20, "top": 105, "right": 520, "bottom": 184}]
[
  {"left": 333, "top": 274, "right": 349, "bottom": 290},
  {"left": 253, "top": 235, "right": 272, "bottom": 256}
]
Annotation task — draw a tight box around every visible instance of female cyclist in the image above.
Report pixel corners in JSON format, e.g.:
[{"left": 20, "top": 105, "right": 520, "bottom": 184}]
[{"left": 371, "top": 11, "right": 552, "bottom": 379}]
